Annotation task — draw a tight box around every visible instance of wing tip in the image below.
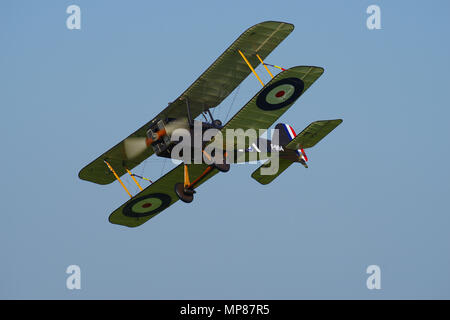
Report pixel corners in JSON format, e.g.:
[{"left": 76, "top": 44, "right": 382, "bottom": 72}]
[
  {"left": 248, "top": 21, "right": 295, "bottom": 34},
  {"left": 285, "top": 65, "right": 325, "bottom": 74},
  {"left": 108, "top": 212, "right": 143, "bottom": 228},
  {"left": 78, "top": 168, "right": 113, "bottom": 185},
  {"left": 257, "top": 20, "right": 295, "bottom": 28}
]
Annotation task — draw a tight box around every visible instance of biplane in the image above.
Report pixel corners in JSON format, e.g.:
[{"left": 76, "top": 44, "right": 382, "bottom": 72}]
[{"left": 78, "top": 21, "right": 343, "bottom": 227}]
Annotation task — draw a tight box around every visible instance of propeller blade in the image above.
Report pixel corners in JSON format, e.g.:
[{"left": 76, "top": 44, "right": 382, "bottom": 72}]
[
  {"left": 123, "top": 137, "right": 148, "bottom": 159},
  {"left": 164, "top": 118, "right": 189, "bottom": 134},
  {"left": 123, "top": 118, "right": 190, "bottom": 159}
]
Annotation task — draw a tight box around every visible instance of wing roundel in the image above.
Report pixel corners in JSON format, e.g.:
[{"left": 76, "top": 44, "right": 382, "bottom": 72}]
[{"left": 256, "top": 77, "right": 305, "bottom": 111}]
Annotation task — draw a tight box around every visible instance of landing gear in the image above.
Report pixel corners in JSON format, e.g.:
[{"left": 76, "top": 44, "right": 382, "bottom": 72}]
[
  {"left": 174, "top": 161, "right": 229, "bottom": 203},
  {"left": 204, "top": 150, "right": 230, "bottom": 172},
  {"left": 213, "top": 162, "right": 230, "bottom": 172},
  {"left": 212, "top": 119, "right": 222, "bottom": 128},
  {"left": 175, "top": 164, "right": 198, "bottom": 203},
  {"left": 175, "top": 183, "right": 195, "bottom": 203}
]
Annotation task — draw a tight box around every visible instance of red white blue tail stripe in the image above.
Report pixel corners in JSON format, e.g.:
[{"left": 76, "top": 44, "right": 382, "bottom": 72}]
[{"left": 282, "top": 124, "right": 308, "bottom": 161}]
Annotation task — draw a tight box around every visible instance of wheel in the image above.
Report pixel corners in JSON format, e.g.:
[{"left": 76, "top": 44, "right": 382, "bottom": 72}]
[
  {"left": 212, "top": 119, "right": 222, "bottom": 128},
  {"left": 213, "top": 162, "right": 230, "bottom": 173},
  {"left": 174, "top": 183, "right": 194, "bottom": 203}
]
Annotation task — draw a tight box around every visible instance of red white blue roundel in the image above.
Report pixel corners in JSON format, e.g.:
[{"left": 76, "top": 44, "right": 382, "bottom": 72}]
[
  {"left": 123, "top": 193, "right": 171, "bottom": 218},
  {"left": 256, "top": 77, "right": 304, "bottom": 111}
]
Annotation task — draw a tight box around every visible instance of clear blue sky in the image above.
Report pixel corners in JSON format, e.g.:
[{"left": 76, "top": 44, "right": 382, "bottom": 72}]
[{"left": 1, "top": 0, "right": 450, "bottom": 299}]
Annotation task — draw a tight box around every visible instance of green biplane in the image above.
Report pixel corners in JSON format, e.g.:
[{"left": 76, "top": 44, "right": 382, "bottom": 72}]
[{"left": 78, "top": 21, "right": 342, "bottom": 227}]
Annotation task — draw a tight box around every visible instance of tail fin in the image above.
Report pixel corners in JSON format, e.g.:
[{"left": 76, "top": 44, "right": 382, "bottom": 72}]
[
  {"left": 275, "top": 123, "right": 297, "bottom": 146},
  {"left": 251, "top": 119, "right": 342, "bottom": 185},
  {"left": 275, "top": 122, "right": 309, "bottom": 163}
]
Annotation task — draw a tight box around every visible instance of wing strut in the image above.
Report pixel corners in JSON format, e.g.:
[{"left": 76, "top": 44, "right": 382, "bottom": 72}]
[
  {"left": 256, "top": 54, "right": 274, "bottom": 79},
  {"left": 238, "top": 50, "right": 264, "bottom": 87},
  {"left": 104, "top": 160, "right": 132, "bottom": 198},
  {"left": 125, "top": 167, "right": 143, "bottom": 191}
]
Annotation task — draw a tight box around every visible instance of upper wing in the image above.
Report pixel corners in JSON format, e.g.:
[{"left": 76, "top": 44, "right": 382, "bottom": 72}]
[
  {"left": 158, "top": 21, "right": 295, "bottom": 119},
  {"left": 109, "top": 163, "right": 219, "bottom": 228},
  {"left": 286, "top": 119, "right": 343, "bottom": 149},
  {"left": 78, "top": 21, "right": 294, "bottom": 185},
  {"left": 212, "top": 66, "right": 324, "bottom": 150}
]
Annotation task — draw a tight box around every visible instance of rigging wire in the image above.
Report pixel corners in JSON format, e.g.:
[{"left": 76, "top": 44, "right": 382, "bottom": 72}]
[
  {"left": 224, "top": 85, "right": 240, "bottom": 123},
  {"left": 211, "top": 103, "right": 216, "bottom": 117},
  {"left": 141, "top": 157, "right": 147, "bottom": 177},
  {"left": 160, "top": 158, "right": 167, "bottom": 177},
  {"left": 123, "top": 175, "right": 137, "bottom": 195}
]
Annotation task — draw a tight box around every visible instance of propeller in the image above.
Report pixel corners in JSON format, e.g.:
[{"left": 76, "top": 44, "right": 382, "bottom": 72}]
[
  {"left": 123, "top": 137, "right": 150, "bottom": 159},
  {"left": 123, "top": 118, "right": 189, "bottom": 159}
]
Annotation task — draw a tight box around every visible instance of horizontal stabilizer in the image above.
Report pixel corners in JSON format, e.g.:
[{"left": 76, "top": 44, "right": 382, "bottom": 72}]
[
  {"left": 286, "top": 119, "right": 342, "bottom": 150},
  {"left": 251, "top": 158, "right": 293, "bottom": 185}
]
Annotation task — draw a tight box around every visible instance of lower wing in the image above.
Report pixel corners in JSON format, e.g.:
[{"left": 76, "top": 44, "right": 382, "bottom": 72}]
[{"left": 109, "top": 163, "right": 218, "bottom": 227}]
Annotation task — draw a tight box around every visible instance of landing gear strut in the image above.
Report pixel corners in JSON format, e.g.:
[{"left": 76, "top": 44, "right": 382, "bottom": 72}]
[
  {"left": 175, "top": 159, "right": 229, "bottom": 203},
  {"left": 175, "top": 164, "right": 196, "bottom": 203},
  {"left": 203, "top": 150, "right": 230, "bottom": 173}
]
